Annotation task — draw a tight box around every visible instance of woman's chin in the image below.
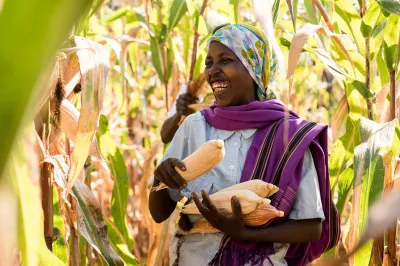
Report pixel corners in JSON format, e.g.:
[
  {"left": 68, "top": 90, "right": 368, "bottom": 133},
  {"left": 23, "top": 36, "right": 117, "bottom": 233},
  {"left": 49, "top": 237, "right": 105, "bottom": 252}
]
[{"left": 215, "top": 98, "right": 232, "bottom": 107}]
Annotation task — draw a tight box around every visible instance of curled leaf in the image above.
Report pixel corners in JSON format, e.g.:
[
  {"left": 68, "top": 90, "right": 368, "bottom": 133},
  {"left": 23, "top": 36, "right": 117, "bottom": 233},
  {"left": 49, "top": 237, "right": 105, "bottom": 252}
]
[{"left": 67, "top": 37, "right": 109, "bottom": 190}]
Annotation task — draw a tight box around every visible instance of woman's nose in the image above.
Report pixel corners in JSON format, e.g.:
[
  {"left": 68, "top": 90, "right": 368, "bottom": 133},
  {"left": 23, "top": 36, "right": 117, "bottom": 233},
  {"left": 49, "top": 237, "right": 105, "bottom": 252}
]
[{"left": 208, "top": 63, "right": 221, "bottom": 76}]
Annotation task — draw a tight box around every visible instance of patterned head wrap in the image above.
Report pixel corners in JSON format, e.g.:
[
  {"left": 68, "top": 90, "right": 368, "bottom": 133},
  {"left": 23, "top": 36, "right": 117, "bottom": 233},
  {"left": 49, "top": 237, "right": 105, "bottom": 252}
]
[{"left": 207, "top": 24, "right": 278, "bottom": 101}]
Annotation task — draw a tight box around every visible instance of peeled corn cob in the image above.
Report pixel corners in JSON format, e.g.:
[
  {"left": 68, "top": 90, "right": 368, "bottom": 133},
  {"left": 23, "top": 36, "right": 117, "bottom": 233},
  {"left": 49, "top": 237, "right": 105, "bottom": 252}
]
[
  {"left": 182, "top": 189, "right": 270, "bottom": 215},
  {"left": 155, "top": 140, "right": 225, "bottom": 191},
  {"left": 181, "top": 204, "right": 284, "bottom": 235},
  {"left": 218, "top": 180, "right": 279, "bottom": 198}
]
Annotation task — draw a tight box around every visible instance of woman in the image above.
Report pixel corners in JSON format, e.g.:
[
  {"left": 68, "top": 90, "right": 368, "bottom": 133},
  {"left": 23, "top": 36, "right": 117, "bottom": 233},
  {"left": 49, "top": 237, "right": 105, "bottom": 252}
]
[{"left": 149, "top": 24, "right": 340, "bottom": 266}]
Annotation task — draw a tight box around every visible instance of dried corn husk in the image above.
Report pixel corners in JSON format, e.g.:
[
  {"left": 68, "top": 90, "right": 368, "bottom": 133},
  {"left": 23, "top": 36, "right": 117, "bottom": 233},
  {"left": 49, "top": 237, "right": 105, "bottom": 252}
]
[
  {"left": 182, "top": 189, "right": 270, "bottom": 215},
  {"left": 219, "top": 180, "right": 279, "bottom": 198}
]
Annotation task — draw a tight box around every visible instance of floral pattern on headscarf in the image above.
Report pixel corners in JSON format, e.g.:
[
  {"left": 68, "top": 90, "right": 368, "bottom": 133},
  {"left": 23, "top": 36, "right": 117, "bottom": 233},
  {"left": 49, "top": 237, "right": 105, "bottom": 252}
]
[{"left": 207, "top": 24, "right": 278, "bottom": 101}]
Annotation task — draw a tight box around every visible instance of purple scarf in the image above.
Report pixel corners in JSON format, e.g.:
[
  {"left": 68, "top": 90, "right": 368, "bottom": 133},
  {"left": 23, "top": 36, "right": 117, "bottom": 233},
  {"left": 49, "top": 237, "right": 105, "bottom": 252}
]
[{"left": 200, "top": 100, "right": 340, "bottom": 266}]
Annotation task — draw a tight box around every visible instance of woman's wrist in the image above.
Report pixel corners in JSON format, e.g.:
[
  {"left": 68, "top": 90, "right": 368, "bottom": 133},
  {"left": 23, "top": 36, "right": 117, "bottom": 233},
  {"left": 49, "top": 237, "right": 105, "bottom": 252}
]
[
  {"left": 152, "top": 178, "right": 161, "bottom": 187},
  {"left": 172, "top": 113, "right": 183, "bottom": 125}
]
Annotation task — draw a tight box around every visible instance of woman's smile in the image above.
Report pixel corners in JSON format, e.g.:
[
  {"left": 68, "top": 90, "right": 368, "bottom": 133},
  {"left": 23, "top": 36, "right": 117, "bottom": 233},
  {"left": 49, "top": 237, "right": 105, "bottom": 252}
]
[{"left": 211, "top": 80, "right": 230, "bottom": 94}]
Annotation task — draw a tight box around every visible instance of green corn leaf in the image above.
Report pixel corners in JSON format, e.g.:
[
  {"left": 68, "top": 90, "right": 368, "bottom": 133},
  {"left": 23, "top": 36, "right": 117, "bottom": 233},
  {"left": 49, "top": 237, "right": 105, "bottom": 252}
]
[
  {"left": 383, "top": 15, "right": 400, "bottom": 70},
  {"left": 105, "top": 218, "right": 139, "bottom": 266},
  {"left": 166, "top": 46, "right": 174, "bottom": 81},
  {"left": 304, "top": 0, "right": 318, "bottom": 24},
  {"left": 293, "top": 0, "right": 299, "bottom": 31},
  {"left": 150, "top": 35, "right": 165, "bottom": 82},
  {"left": 104, "top": 6, "right": 131, "bottom": 24},
  {"left": 6, "top": 133, "right": 65, "bottom": 266},
  {"left": 167, "top": 0, "right": 188, "bottom": 35},
  {"left": 53, "top": 188, "right": 68, "bottom": 262},
  {"left": 193, "top": 35, "right": 210, "bottom": 80},
  {"left": 335, "top": 0, "right": 365, "bottom": 54},
  {"left": 345, "top": 80, "right": 369, "bottom": 118},
  {"left": 229, "top": 0, "right": 239, "bottom": 24},
  {"left": 370, "top": 18, "right": 386, "bottom": 56},
  {"left": 72, "top": 180, "right": 124, "bottom": 266},
  {"left": 90, "top": 0, "right": 105, "bottom": 17},
  {"left": 39, "top": 245, "right": 66, "bottom": 266},
  {"left": 75, "top": 0, "right": 95, "bottom": 35},
  {"left": 0, "top": 0, "right": 91, "bottom": 180},
  {"left": 286, "top": 0, "right": 296, "bottom": 31},
  {"left": 185, "top": 0, "right": 208, "bottom": 36},
  {"left": 272, "top": 0, "right": 281, "bottom": 25},
  {"left": 352, "top": 118, "right": 400, "bottom": 265},
  {"left": 312, "top": 48, "right": 349, "bottom": 81},
  {"left": 329, "top": 117, "right": 360, "bottom": 186},
  {"left": 331, "top": 95, "right": 349, "bottom": 142},
  {"left": 336, "top": 166, "right": 354, "bottom": 215},
  {"left": 377, "top": 45, "right": 390, "bottom": 86},
  {"left": 126, "top": 8, "right": 146, "bottom": 24},
  {"left": 377, "top": 0, "right": 400, "bottom": 16},
  {"left": 350, "top": 80, "right": 375, "bottom": 99},
  {"left": 97, "top": 115, "right": 133, "bottom": 251},
  {"left": 47, "top": 155, "right": 124, "bottom": 266},
  {"left": 360, "top": 1, "right": 382, "bottom": 38}
]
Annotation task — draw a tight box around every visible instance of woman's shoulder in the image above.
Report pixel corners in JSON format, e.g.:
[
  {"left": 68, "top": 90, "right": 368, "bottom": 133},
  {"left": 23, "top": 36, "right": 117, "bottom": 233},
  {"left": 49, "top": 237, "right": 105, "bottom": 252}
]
[{"left": 181, "top": 112, "right": 206, "bottom": 125}]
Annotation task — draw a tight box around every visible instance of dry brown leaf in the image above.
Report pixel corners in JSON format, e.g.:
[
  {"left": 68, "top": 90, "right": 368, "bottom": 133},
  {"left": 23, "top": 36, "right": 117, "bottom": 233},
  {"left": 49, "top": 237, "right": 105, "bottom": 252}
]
[
  {"left": 67, "top": 37, "right": 109, "bottom": 191},
  {"left": 377, "top": 82, "right": 400, "bottom": 123},
  {"left": 60, "top": 99, "right": 102, "bottom": 157},
  {"left": 288, "top": 23, "right": 355, "bottom": 100},
  {"left": 331, "top": 95, "right": 349, "bottom": 141}
]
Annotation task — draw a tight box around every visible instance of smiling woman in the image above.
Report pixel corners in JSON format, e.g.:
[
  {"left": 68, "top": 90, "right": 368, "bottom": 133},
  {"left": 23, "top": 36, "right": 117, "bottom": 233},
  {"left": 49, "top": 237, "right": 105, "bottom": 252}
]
[{"left": 149, "top": 24, "right": 340, "bottom": 266}]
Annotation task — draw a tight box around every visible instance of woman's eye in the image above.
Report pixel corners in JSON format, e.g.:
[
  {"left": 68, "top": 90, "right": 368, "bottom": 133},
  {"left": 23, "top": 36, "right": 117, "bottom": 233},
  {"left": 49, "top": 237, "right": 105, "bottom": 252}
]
[
  {"left": 205, "top": 61, "right": 212, "bottom": 67},
  {"left": 220, "top": 58, "right": 232, "bottom": 64}
]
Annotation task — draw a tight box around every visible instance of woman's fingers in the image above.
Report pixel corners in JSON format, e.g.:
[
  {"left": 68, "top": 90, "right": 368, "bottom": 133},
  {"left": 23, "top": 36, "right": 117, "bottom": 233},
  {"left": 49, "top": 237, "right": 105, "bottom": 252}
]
[
  {"left": 231, "top": 196, "right": 243, "bottom": 219},
  {"left": 192, "top": 192, "right": 210, "bottom": 217},
  {"left": 159, "top": 164, "right": 181, "bottom": 189},
  {"left": 201, "top": 190, "right": 219, "bottom": 214},
  {"left": 165, "top": 160, "right": 186, "bottom": 188},
  {"left": 170, "top": 158, "right": 186, "bottom": 172},
  {"left": 179, "top": 93, "right": 198, "bottom": 103}
]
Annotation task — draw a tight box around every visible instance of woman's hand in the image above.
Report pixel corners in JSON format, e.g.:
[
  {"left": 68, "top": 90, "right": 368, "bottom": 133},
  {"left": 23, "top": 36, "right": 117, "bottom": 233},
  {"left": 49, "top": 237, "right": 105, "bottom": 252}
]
[
  {"left": 154, "top": 158, "right": 187, "bottom": 189},
  {"left": 192, "top": 190, "right": 247, "bottom": 240},
  {"left": 176, "top": 93, "right": 198, "bottom": 117}
]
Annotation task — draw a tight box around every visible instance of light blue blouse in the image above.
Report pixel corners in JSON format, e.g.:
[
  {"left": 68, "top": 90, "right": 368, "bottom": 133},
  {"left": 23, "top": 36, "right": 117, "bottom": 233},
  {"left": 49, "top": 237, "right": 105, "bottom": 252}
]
[{"left": 158, "top": 113, "right": 325, "bottom": 266}]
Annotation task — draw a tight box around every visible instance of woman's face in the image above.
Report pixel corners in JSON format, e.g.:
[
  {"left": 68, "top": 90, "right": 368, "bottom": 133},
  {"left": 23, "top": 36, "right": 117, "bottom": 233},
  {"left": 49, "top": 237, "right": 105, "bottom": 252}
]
[{"left": 205, "top": 41, "right": 257, "bottom": 107}]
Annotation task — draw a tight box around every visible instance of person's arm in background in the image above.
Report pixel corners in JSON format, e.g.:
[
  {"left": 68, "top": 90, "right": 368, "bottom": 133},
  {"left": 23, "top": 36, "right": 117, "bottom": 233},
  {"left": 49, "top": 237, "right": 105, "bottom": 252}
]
[{"left": 161, "top": 93, "right": 197, "bottom": 144}]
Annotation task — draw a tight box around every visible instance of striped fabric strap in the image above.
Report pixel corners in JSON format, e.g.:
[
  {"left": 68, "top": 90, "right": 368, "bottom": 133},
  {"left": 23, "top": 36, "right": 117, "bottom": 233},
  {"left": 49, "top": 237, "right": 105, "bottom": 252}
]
[
  {"left": 270, "top": 122, "right": 317, "bottom": 186},
  {"left": 250, "top": 117, "right": 287, "bottom": 180}
]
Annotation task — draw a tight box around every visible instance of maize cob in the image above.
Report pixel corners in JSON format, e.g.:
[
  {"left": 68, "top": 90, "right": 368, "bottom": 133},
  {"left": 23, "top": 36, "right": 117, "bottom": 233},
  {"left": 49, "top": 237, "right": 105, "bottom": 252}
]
[
  {"left": 218, "top": 180, "right": 279, "bottom": 198},
  {"left": 155, "top": 140, "right": 225, "bottom": 191},
  {"left": 182, "top": 189, "right": 270, "bottom": 215},
  {"left": 182, "top": 204, "right": 284, "bottom": 235}
]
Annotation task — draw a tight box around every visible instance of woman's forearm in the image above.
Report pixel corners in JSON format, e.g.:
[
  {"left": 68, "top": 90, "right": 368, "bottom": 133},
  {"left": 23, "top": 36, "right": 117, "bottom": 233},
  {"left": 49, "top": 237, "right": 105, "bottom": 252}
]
[
  {"left": 160, "top": 114, "right": 181, "bottom": 144},
  {"left": 149, "top": 179, "right": 177, "bottom": 223},
  {"left": 236, "top": 218, "right": 322, "bottom": 243}
]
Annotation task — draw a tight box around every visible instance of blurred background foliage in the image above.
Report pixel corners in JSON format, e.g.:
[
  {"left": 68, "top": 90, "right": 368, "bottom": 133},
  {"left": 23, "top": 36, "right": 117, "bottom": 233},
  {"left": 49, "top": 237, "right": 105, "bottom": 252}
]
[{"left": 0, "top": 0, "right": 399, "bottom": 265}]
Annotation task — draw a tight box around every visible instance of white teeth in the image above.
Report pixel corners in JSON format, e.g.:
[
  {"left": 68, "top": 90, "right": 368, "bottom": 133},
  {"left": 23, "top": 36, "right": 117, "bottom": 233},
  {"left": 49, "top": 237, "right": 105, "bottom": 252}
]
[{"left": 212, "top": 81, "right": 229, "bottom": 91}]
